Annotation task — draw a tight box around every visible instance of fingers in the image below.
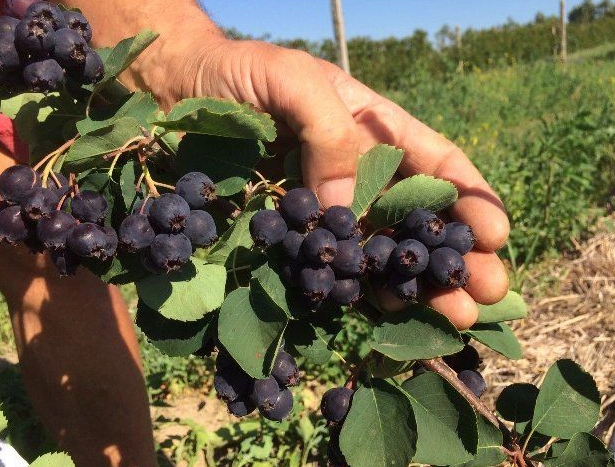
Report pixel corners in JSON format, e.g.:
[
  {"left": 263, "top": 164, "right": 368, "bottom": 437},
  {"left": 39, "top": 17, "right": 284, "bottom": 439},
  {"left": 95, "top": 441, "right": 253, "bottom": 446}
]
[{"left": 463, "top": 251, "right": 509, "bottom": 305}]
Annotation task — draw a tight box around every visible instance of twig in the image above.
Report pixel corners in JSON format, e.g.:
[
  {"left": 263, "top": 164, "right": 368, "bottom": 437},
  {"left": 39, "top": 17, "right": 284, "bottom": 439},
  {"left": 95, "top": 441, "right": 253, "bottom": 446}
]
[
  {"left": 33, "top": 136, "right": 77, "bottom": 172},
  {"left": 345, "top": 352, "right": 372, "bottom": 390}
]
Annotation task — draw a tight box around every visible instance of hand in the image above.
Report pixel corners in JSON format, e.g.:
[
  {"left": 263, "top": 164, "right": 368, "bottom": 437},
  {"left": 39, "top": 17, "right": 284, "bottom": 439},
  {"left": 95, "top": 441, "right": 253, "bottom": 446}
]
[{"left": 156, "top": 39, "right": 511, "bottom": 329}]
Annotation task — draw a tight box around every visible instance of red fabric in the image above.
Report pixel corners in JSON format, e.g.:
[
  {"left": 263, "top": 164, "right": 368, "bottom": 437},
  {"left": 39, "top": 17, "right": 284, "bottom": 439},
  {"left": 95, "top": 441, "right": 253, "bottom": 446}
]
[{"left": 0, "top": 114, "right": 28, "bottom": 163}]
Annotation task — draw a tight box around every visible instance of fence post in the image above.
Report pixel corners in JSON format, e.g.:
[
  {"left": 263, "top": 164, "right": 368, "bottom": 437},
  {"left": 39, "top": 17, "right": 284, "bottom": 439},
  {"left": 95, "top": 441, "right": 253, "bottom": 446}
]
[
  {"left": 330, "top": 0, "right": 351, "bottom": 74},
  {"left": 560, "top": 0, "right": 568, "bottom": 67}
]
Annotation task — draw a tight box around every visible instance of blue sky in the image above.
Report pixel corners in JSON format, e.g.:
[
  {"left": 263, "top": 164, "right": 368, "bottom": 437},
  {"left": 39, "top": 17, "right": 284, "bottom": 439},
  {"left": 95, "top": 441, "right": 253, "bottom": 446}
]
[{"left": 198, "top": 0, "right": 586, "bottom": 42}]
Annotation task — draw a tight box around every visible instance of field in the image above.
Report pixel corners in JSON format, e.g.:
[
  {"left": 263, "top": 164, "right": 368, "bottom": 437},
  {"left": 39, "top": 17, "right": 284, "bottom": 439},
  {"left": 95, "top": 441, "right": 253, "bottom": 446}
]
[{"left": 2, "top": 44, "right": 615, "bottom": 466}]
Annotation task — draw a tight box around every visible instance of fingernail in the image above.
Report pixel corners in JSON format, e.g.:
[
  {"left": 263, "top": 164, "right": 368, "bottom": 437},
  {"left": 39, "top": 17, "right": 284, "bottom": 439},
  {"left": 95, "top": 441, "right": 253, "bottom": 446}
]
[{"left": 317, "top": 177, "right": 355, "bottom": 208}]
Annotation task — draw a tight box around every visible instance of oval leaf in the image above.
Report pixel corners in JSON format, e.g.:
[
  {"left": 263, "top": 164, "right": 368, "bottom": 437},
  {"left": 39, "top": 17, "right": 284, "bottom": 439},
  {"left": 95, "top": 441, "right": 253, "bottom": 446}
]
[
  {"left": 466, "top": 322, "right": 523, "bottom": 360},
  {"left": 496, "top": 383, "right": 539, "bottom": 424},
  {"left": 545, "top": 432, "right": 611, "bottom": 467},
  {"left": 371, "top": 304, "right": 464, "bottom": 361},
  {"left": 532, "top": 359, "right": 600, "bottom": 439},
  {"left": 368, "top": 174, "right": 458, "bottom": 228},
  {"left": 456, "top": 415, "right": 506, "bottom": 467},
  {"left": 401, "top": 372, "right": 477, "bottom": 465},
  {"left": 285, "top": 308, "right": 342, "bottom": 365},
  {"left": 340, "top": 378, "right": 417, "bottom": 467},
  {"left": 30, "top": 453, "right": 75, "bottom": 467},
  {"left": 136, "top": 260, "right": 226, "bottom": 322},
  {"left": 477, "top": 290, "right": 528, "bottom": 323}
]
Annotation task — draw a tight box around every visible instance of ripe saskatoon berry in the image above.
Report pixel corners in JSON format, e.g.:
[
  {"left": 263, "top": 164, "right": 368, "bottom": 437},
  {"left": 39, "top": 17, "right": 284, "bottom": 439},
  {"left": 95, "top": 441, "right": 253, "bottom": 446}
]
[
  {"left": 67, "top": 223, "right": 110, "bottom": 259},
  {"left": 404, "top": 208, "right": 447, "bottom": 248},
  {"left": 148, "top": 193, "right": 191, "bottom": 233},
  {"left": 321, "top": 205, "right": 361, "bottom": 240},
  {"left": 321, "top": 387, "right": 354, "bottom": 423},
  {"left": 387, "top": 273, "right": 418, "bottom": 302},
  {"left": 279, "top": 188, "right": 320, "bottom": 230},
  {"left": 68, "top": 47, "right": 103, "bottom": 84},
  {"left": 260, "top": 387, "right": 293, "bottom": 421},
  {"left": 363, "top": 235, "right": 396, "bottom": 275},
  {"left": 118, "top": 214, "right": 155, "bottom": 252},
  {"left": 20, "top": 187, "right": 58, "bottom": 221},
  {"left": 282, "top": 230, "right": 305, "bottom": 262},
  {"left": 50, "top": 248, "right": 80, "bottom": 276},
  {"left": 24, "top": 1, "right": 66, "bottom": 30},
  {"left": 299, "top": 264, "right": 335, "bottom": 302},
  {"left": 132, "top": 197, "right": 153, "bottom": 215},
  {"left": 0, "top": 17, "right": 19, "bottom": 35},
  {"left": 183, "top": 210, "right": 217, "bottom": 248},
  {"left": 37, "top": 210, "right": 77, "bottom": 249},
  {"left": 301, "top": 228, "right": 337, "bottom": 264},
  {"left": 440, "top": 222, "right": 475, "bottom": 256},
  {"left": 140, "top": 251, "right": 166, "bottom": 275},
  {"left": 53, "top": 28, "right": 87, "bottom": 68},
  {"left": 251, "top": 376, "right": 281, "bottom": 410},
  {"left": 271, "top": 350, "right": 300, "bottom": 386},
  {"left": 281, "top": 261, "right": 301, "bottom": 287},
  {"left": 71, "top": 190, "right": 108, "bottom": 224},
  {"left": 15, "top": 18, "right": 56, "bottom": 56},
  {"left": 0, "top": 33, "right": 21, "bottom": 75},
  {"left": 0, "top": 205, "right": 29, "bottom": 244},
  {"left": 175, "top": 172, "right": 216, "bottom": 209},
  {"left": 63, "top": 10, "right": 92, "bottom": 42},
  {"left": 329, "top": 278, "right": 360, "bottom": 305},
  {"left": 228, "top": 397, "right": 256, "bottom": 417},
  {"left": 22, "top": 59, "right": 64, "bottom": 92},
  {"left": 443, "top": 345, "right": 481, "bottom": 373},
  {"left": 45, "top": 172, "right": 69, "bottom": 197},
  {"left": 214, "top": 365, "right": 253, "bottom": 403},
  {"left": 149, "top": 233, "right": 192, "bottom": 272},
  {"left": 331, "top": 239, "right": 365, "bottom": 278},
  {"left": 249, "top": 209, "right": 287, "bottom": 249},
  {"left": 425, "top": 247, "right": 469, "bottom": 289},
  {"left": 458, "top": 370, "right": 487, "bottom": 398},
  {"left": 0, "top": 165, "right": 38, "bottom": 204},
  {"left": 389, "top": 238, "right": 429, "bottom": 277}
]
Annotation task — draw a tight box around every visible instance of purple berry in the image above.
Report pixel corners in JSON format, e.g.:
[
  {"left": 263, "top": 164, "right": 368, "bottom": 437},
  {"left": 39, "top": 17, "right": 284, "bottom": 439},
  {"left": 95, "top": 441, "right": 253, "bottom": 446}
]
[
  {"left": 119, "top": 214, "right": 155, "bottom": 253},
  {"left": 299, "top": 264, "right": 335, "bottom": 303},
  {"left": 363, "top": 235, "right": 396, "bottom": 275},
  {"left": 271, "top": 350, "right": 300, "bottom": 387},
  {"left": 301, "top": 227, "right": 337, "bottom": 264},
  {"left": 404, "top": 208, "right": 447, "bottom": 248},
  {"left": 440, "top": 222, "right": 476, "bottom": 256},
  {"left": 63, "top": 10, "right": 92, "bottom": 42},
  {"left": 279, "top": 188, "right": 320, "bottom": 230},
  {"left": 331, "top": 239, "right": 365, "bottom": 278},
  {"left": 0, "top": 165, "right": 38, "bottom": 205},
  {"left": 175, "top": 171, "right": 216, "bottom": 209},
  {"left": 321, "top": 205, "right": 361, "bottom": 240},
  {"left": 37, "top": 210, "right": 77, "bottom": 249},
  {"left": 183, "top": 210, "right": 217, "bottom": 248},
  {"left": 22, "top": 58, "right": 64, "bottom": 92},
  {"left": 0, "top": 205, "right": 29, "bottom": 244},
  {"left": 425, "top": 247, "right": 469, "bottom": 289},
  {"left": 148, "top": 193, "right": 191, "bottom": 233},
  {"left": 149, "top": 233, "right": 192, "bottom": 272},
  {"left": 71, "top": 190, "right": 108, "bottom": 224},
  {"left": 389, "top": 239, "right": 429, "bottom": 277},
  {"left": 53, "top": 28, "right": 87, "bottom": 68},
  {"left": 329, "top": 278, "right": 360, "bottom": 306},
  {"left": 321, "top": 387, "right": 354, "bottom": 423},
  {"left": 249, "top": 209, "right": 287, "bottom": 249}
]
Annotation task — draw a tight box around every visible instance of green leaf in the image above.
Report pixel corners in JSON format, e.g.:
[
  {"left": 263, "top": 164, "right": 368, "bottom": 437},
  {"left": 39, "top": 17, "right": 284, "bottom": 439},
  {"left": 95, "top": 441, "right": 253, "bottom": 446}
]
[
  {"left": 340, "top": 379, "right": 416, "bottom": 467},
  {"left": 545, "top": 433, "right": 611, "bottom": 467},
  {"left": 63, "top": 117, "right": 143, "bottom": 172},
  {"left": 94, "top": 30, "right": 159, "bottom": 90},
  {"left": 136, "top": 300, "right": 216, "bottom": 357},
  {"left": 477, "top": 290, "right": 528, "bottom": 323},
  {"left": 29, "top": 452, "right": 75, "bottom": 467},
  {"left": 350, "top": 144, "right": 403, "bottom": 218},
  {"left": 0, "top": 408, "right": 7, "bottom": 432},
  {"left": 218, "top": 287, "right": 287, "bottom": 379},
  {"left": 401, "top": 372, "right": 477, "bottom": 465},
  {"left": 457, "top": 415, "right": 506, "bottom": 467},
  {"left": 76, "top": 92, "right": 159, "bottom": 135},
  {"left": 0, "top": 92, "right": 45, "bottom": 119},
  {"left": 136, "top": 260, "right": 226, "bottom": 322},
  {"left": 367, "top": 175, "right": 458, "bottom": 228},
  {"left": 285, "top": 309, "right": 342, "bottom": 365},
  {"left": 119, "top": 160, "right": 142, "bottom": 212},
  {"left": 371, "top": 305, "right": 464, "bottom": 361},
  {"left": 207, "top": 208, "right": 258, "bottom": 267},
  {"left": 496, "top": 383, "right": 539, "bottom": 424},
  {"left": 466, "top": 322, "right": 523, "bottom": 360},
  {"left": 176, "top": 134, "right": 266, "bottom": 196},
  {"left": 283, "top": 147, "right": 302, "bottom": 181},
  {"left": 155, "top": 97, "right": 276, "bottom": 142},
  {"left": 532, "top": 360, "right": 600, "bottom": 439}
]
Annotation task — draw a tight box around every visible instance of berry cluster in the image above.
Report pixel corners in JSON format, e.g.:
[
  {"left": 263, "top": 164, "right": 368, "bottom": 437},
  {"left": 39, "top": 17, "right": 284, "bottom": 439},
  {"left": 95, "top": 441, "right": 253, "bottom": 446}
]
[
  {"left": 0, "top": 1, "right": 103, "bottom": 92},
  {"left": 249, "top": 187, "right": 476, "bottom": 308},
  {"left": 214, "top": 345, "right": 301, "bottom": 422},
  {"left": 320, "top": 386, "right": 355, "bottom": 467},
  {"left": 0, "top": 165, "right": 218, "bottom": 276},
  {"left": 443, "top": 343, "right": 487, "bottom": 398}
]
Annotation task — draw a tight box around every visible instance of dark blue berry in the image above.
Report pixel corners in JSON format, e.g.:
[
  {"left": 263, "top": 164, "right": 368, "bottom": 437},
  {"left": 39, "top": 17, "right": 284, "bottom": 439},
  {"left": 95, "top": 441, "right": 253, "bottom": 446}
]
[
  {"left": 331, "top": 239, "right": 365, "bottom": 278},
  {"left": 0, "top": 33, "right": 21, "bottom": 75},
  {"left": 53, "top": 28, "right": 87, "bottom": 68},
  {"left": 67, "top": 222, "right": 110, "bottom": 259},
  {"left": 279, "top": 188, "right": 320, "bottom": 230},
  {"left": 23, "top": 59, "right": 64, "bottom": 92},
  {"left": 443, "top": 345, "right": 481, "bottom": 373},
  {"left": 20, "top": 186, "right": 58, "bottom": 221},
  {"left": 281, "top": 261, "right": 301, "bottom": 286},
  {"left": 175, "top": 172, "right": 216, "bottom": 209},
  {"left": 251, "top": 376, "right": 281, "bottom": 410},
  {"left": 363, "top": 235, "right": 396, "bottom": 275},
  {"left": 321, "top": 387, "right": 353, "bottom": 423},
  {"left": 228, "top": 397, "right": 256, "bottom": 417},
  {"left": 0, "top": 205, "right": 29, "bottom": 244},
  {"left": 149, "top": 233, "right": 192, "bottom": 272},
  {"left": 249, "top": 209, "right": 287, "bottom": 249},
  {"left": 321, "top": 205, "right": 361, "bottom": 240},
  {"left": 390, "top": 238, "right": 429, "bottom": 277},
  {"left": 148, "top": 193, "right": 191, "bottom": 233},
  {"left": 404, "top": 208, "right": 446, "bottom": 247},
  {"left": 63, "top": 10, "right": 92, "bottom": 42},
  {"left": 425, "top": 247, "right": 469, "bottom": 289},
  {"left": 282, "top": 230, "right": 305, "bottom": 261},
  {"left": 260, "top": 387, "right": 293, "bottom": 421},
  {"left": 0, "top": 165, "right": 38, "bottom": 204},
  {"left": 329, "top": 278, "right": 360, "bottom": 305},
  {"left": 387, "top": 273, "right": 418, "bottom": 302},
  {"left": 24, "top": 2, "right": 66, "bottom": 30},
  {"left": 37, "top": 210, "right": 77, "bottom": 249},
  {"left": 132, "top": 197, "right": 153, "bottom": 215},
  {"left": 71, "top": 190, "right": 108, "bottom": 224},
  {"left": 458, "top": 370, "right": 487, "bottom": 398},
  {"left": 299, "top": 264, "right": 335, "bottom": 302},
  {"left": 183, "top": 210, "right": 217, "bottom": 248},
  {"left": 271, "top": 350, "right": 300, "bottom": 387},
  {"left": 214, "top": 364, "right": 253, "bottom": 403},
  {"left": 301, "top": 227, "right": 337, "bottom": 264},
  {"left": 118, "top": 214, "right": 155, "bottom": 252},
  {"left": 68, "top": 47, "right": 103, "bottom": 84},
  {"left": 139, "top": 250, "right": 166, "bottom": 275},
  {"left": 440, "top": 222, "right": 475, "bottom": 255},
  {"left": 50, "top": 248, "right": 80, "bottom": 276},
  {"left": 15, "top": 18, "right": 55, "bottom": 56},
  {"left": 0, "top": 17, "right": 19, "bottom": 35}
]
